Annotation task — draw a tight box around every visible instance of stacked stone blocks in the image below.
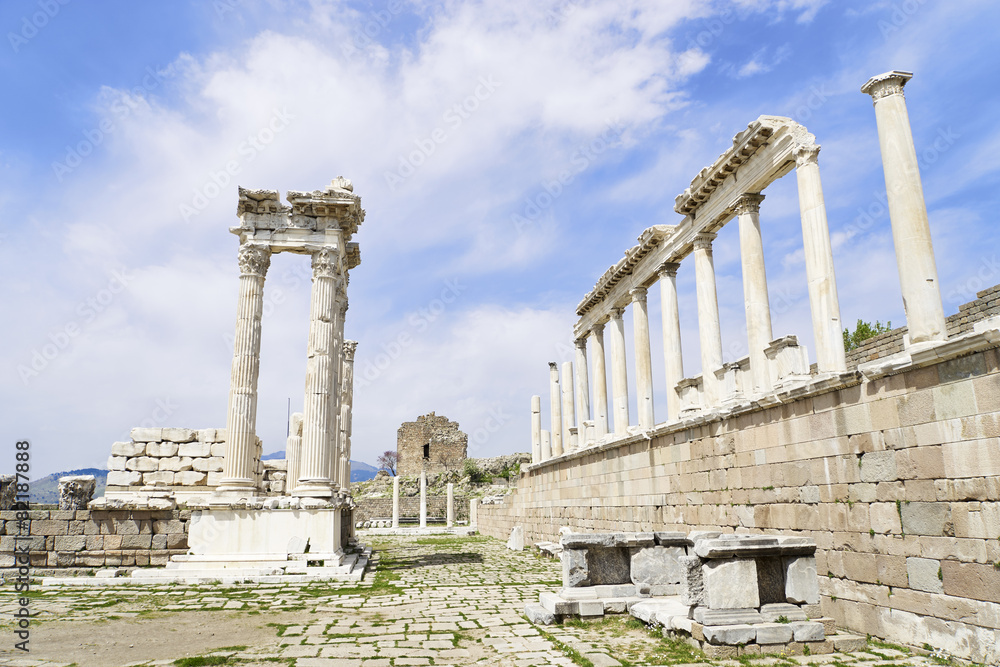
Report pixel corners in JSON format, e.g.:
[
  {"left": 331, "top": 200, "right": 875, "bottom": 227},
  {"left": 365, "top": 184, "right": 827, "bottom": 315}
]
[{"left": 397, "top": 412, "right": 468, "bottom": 477}]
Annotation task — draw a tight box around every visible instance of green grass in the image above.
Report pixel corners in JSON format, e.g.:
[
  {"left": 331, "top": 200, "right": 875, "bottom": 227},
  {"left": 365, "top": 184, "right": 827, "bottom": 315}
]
[{"left": 173, "top": 657, "right": 231, "bottom": 667}]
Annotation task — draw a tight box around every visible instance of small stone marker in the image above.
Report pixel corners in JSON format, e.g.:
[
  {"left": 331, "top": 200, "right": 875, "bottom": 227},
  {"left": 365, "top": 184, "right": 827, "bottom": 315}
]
[{"left": 507, "top": 525, "right": 524, "bottom": 551}]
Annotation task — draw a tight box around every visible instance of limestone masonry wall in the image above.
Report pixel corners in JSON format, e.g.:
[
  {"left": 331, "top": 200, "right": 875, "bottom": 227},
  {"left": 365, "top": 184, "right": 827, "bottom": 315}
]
[
  {"left": 479, "top": 347, "right": 1000, "bottom": 663},
  {"left": 353, "top": 495, "right": 470, "bottom": 523},
  {"left": 0, "top": 509, "right": 190, "bottom": 569},
  {"left": 397, "top": 412, "right": 468, "bottom": 477}
]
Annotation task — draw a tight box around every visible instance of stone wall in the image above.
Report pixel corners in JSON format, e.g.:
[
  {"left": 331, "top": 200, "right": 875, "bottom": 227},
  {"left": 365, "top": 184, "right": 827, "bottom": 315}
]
[
  {"left": 478, "top": 345, "right": 1000, "bottom": 664},
  {"left": 397, "top": 412, "right": 468, "bottom": 477},
  {"left": 0, "top": 508, "right": 190, "bottom": 569},
  {"left": 846, "top": 284, "right": 1000, "bottom": 368},
  {"left": 353, "top": 495, "right": 470, "bottom": 523}
]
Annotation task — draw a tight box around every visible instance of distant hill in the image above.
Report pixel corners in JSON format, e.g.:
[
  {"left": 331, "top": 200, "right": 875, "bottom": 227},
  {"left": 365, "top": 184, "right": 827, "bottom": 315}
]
[
  {"left": 28, "top": 468, "right": 108, "bottom": 505},
  {"left": 261, "top": 452, "right": 379, "bottom": 482}
]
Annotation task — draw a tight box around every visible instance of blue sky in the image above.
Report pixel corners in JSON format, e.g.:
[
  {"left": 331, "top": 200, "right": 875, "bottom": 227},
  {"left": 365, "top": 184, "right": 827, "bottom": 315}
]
[{"left": 3, "top": 0, "right": 999, "bottom": 478}]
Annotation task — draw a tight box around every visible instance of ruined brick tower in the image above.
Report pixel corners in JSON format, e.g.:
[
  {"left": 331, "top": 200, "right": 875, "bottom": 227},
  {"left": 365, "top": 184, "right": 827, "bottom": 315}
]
[{"left": 396, "top": 412, "right": 468, "bottom": 476}]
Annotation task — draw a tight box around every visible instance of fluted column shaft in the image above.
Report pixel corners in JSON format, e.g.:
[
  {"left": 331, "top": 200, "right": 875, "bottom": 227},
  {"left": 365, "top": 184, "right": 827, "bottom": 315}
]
[
  {"left": 541, "top": 431, "right": 551, "bottom": 461},
  {"left": 326, "top": 299, "right": 347, "bottom": 488},
  {"left": 609, "top": 307, "right": 630, "bottom": 434},
  {"left": 631, "top": 287, "right": 655, "bottom": 428},
  {"left": 338, "top": 340, "right": 357, "bottom": 491},
  {"left": 795, "top": 145, "right": 847, "bottom": 372},
  {"left": 530, "top": 395, "right": 542, "bottom": 463},
  {"left": 736, "top": 194, "right": 774, "bottom": 394},
  {"left": 694, "top": 233, "right": 724, "bottom": 405},
  {"left": 657, "top": 263, "right": 684, "bottom": 421},
  {"left": 548, "top": 362, "right": 563, "bottom": 456},
  {"left": 285, "top": 412, "right": 303, "bottom": 497},
  {"left": 561, "top": 361, "right": 576, "bottom": 451},
  {"left": 574, "top": 340, "right": 591, "bottom": 434},
  {"left": 296, "top": 249, "right": 341, "bottom": 497},
  {"left": 591, "top": 324, "right": 609, "bottom": 438},
  {"left": 862, "top": 71, "right": 946, "bottom": 343},
  {"left": 220, "top": 243, "right": 271, "bottom": 493}
]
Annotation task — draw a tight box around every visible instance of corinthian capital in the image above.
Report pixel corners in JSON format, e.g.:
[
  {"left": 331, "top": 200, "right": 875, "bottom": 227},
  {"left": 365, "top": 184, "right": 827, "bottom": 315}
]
[
  {"left": 734, "top": 193, "right": 765, "bottom": 217},
  {"left": 343, "top": 340, "right": 358, "bottom": 361},
  {"left": 629, "top": 286, "right": 647, "bottom": 305},
  {"left": 237, "top": 243, "right": 271, "bottom": 277},
  {"left": 312, "top": 247, "right": 339, "bottom": 279},
  {"left": 693, "top": 232, "right": 717, "bottom": 251},
  {"left": 794, "top": 144, "right": 821, "bottom": 168},
  {"left": 861, "top": 70, "right": 912, "bottom": 103}
]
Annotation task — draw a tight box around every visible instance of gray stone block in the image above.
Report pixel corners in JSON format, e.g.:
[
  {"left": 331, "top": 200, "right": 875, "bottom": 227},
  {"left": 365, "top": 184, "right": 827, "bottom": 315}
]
[
  {"left": 759, "top": 603, "right": 807, "bottom": 622},
  {"left": 578, "top": 600, "right": 604, "bottom": 617},
  {"left": 860, "top": 450, "right": 897, "bottom": 483},
  {"left": 696, "top": 535, "right": 781, "bottom": 558},
  {"left": 587, "top": 547, "right": 630, "bottom": 585},
  {"left": 703, "top": 624, "right": 756, "bottom": 646},
  {"left": 906, "top": 557, "right": 944, "bottom": 594},
  {"left": 755, "top": 623, "right": 794, "bottom": 645},
  {"left": 791, "top": 621, "right": 825, "bottom": 642},
  {"left": 525, "top": 602, "right": 556, "bottom": 625},
  {"left": 591, "top": 584, "right": 636, "bottom": 598},
  {"left": 561, "top": 533, "right": 615, "bottom": 549},
  {"left": 783, "top": 556, "right": 819, "bottom": 605},
  {"left": 680, "top": 555, "right": 704, "bottom": 606},
  {"left": 563, "top": 548, "right": 588, "bottom": 588},
  {"left": 756, "top": 556, "right": 786, "bottom": 605},
  {"left": 654, "top": 531, "right": 687, "bottom": 546},
  {"left": 694, "top": 608, "right": 763, "bottom": 626},
  {"left": 540, "top": 592, "right": 576, "bottom": 615},
  {"left": 704, "top": 558, "right": 759, "bottom": 610},
  {"left": 900, "top": 502, "right": 952, "bottom": 536},
  {"left": 631, "top": 545, "right": 685, "bottom": 586}
]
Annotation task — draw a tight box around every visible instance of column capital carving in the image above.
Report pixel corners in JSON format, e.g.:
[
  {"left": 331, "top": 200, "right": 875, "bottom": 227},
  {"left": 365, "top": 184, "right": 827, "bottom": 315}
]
[
  {"left": 237, "top": 243, "right": 271, "bottom": 277},
  {"left": 343, "top": 340, "right": 357, "bottom": 361},
  {"left": 693, "top": 232, "right": 717, "bottom": 251},
  {"left": 794, "top": 144, "right": 821, "bottom": 168},
  {"left": 575, "top": 338, "right": 588, "bottom": 350},
  {"left": 591, "top": 322, "right": 605, "bottom": 337},
  {"left": 656, "top": 261, "right": 681, "bottom": 278},
  {"left": 610, "top": 306, "right": 626, "bottom": 320},
  {"left": 861, "top": 70, "right": 912, "bottom": 103},
  {"left": 549, "top": 361, "right": 559, "bottom": 371},
  {"left": 733, "top": 193, "right": 765, "bottom": 216},
  {"left": 312, "top": 247, "right": 340, "bottom": 279},
  {"left": 629, "top": 286, "right": 647, "bottom": 304}
]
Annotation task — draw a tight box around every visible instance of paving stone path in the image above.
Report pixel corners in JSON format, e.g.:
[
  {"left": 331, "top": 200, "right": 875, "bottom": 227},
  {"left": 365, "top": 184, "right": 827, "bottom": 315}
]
[{"left": 0, "top": 534, "right": 947, "bottom": 666}]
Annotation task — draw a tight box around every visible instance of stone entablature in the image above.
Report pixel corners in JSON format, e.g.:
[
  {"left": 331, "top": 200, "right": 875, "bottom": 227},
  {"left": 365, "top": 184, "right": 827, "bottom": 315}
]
[{"left": 396, "top": 412, "right": 468, "bottom": 477}]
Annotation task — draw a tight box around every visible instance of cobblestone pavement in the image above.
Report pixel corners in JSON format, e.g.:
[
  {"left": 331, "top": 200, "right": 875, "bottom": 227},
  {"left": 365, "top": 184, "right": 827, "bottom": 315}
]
[{"left": 0, "top": 534, "right": 949, "bottom": 666}]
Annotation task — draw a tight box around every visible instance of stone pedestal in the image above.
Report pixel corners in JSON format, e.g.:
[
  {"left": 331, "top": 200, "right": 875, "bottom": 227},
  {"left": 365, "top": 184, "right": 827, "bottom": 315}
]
[
  {"left": 591, "top": 324, "right": 610, "bottom": 438},
  {"left": 470, "top": 498, "right": 479, "bottom": 527},
  {"left": 658, "top": 263, "right": 684, "bottom": 422},
  {"left": 862, "top": 70, "right": 946, "bottom": 344}
]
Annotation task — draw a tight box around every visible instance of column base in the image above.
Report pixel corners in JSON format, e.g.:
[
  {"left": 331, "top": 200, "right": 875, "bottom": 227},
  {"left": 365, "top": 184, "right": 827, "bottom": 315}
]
[
  {"left": 293, "top": 479, "right": 336, "bottom": 498},
  {"left": 214, "top": 478, "right": 258, "bottom": 496}
]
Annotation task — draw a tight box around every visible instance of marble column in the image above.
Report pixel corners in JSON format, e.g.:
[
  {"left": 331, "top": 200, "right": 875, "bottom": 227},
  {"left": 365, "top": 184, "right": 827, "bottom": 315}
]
[
  {"left": 862, "top": 70, "right": 946, "bottom": 343},
  {"left": 574, "top": 339, "right": 591, "bottom": 434},
  {"left": 591, "top": 323, "right": 609, "bottom": 438},
  {"left": 530, "top": 395, "right": 542, "bottom": 463},
  {"left": 794, "top": 145, "right": 847, "bottom": 372},
  {"left": 561, "top": 361, "right": 576, "bottom": 451},
  {"left": 392, "top": 475, "right": 400, "bottom": 528},
  {"left": 285, "top": 412, "right": 303, "bottom": 496},
  {"left": 338, "top": 340, "right": 357, "bottom": 491},
  {"left": 694, "top": 233, "right": 724, "bottom": 406},
  {"left": 630, "top": 287, "right": 655, "bottom": 428},
  {"left": 419, "top": 470, "right": 427, "bottom": 528},
  {"left": 735, "top": 193, "right": 774, "bottom": 394},
  {"left": 219, "top": 243, "right": 271, "bottom": 494},
  {"left": 470, "top": 498, "right": 479, "bottom": 527},
  {"left": 609, "top": 307, "right": 630, "bottom": 434},
  {"left": 446, "top": 482, "right": 455, "bottom": 527},
  {"left": 540, "top": 430, "right": 551, "bottom": 461},
  {"left": 296, "top": 248, "right": 341, "bottom": 497},
  {"left": 657, "top": 262, "right": 684, "bottom": 421},
  {"left": 548, "top": 362, "right": 563, "bottom": 456},
  {"left": 327, "top": 299, "right": 348, "bottom": 489}
]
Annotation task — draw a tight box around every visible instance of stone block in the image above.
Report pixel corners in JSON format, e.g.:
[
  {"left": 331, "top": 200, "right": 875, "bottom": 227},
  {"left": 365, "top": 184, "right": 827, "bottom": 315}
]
[
  {"left": 680, "top": 555, "right": 704, "bottom": 605},
  {"left": 53, "top": 535, "right": 87, "bottom": 551},
  {"left": 143, "top": 471, "right": 175, "bottom": 485},
  {"left": 832, "top": 633, "right": 867, "bottom": 653},
  {"left": 587, "top": 547, "right": 631, "bottom": 585},
  {"left": 176, "top": 457, "right": 194, "bottom": 471},
  {"left": 563, "top": 548, "right": 588, "bottom": 588},
  {"left": 107, "top": 470, "right": 142, "bottom": 486},
  {"left": 174, "top": 471, "right": 206, "bottom": 486},
  {"left": 703, "top": 624, "right": 755, "bottom": 646},
  {"left": 58, "top": 475, "right": 96, "bottom": 510},
  {"left": 158, "top": 457, "right": 183, "bottom": 471},
  {"left": 591, "top": 584, "right": 636, "bottom": 598},
  {"left": 192, "top": 458, "right": 212, "bottom": 472},
  {"left": 107, "top": 456, "right": 127, "bottom": 471},
  {"left": 507, "top": 526, "right": 524, "bottom": 551},
  {"left": 783, "top": 556, "right": 819, "bottom": 605},
  {"left": 210, "top": 443, "right": 227, "bottom": 457},
  {"left": 941, "top": 560, "right": 1000, "bottom": 603},
  {"left": 860, "top": 451, "right": 897, "bottom": 483},
  {"left": 539, "top": 592, "right": 576, "bottom": 615},
  {"left": 31, "top": 520, "right": 68, "bottom": 535},
  {"left": 759, "top": 603, "right": 807, "bottom": 622},
  {"left": 122, "top": 534, "right": 152, "bottom": 549},
  {"left": 207, "top": 471, "right": 224, "bottom": 486},
  {"left": 111, "top": 441, "right": 144, "bottom": 457},
  {"left": 702, "top": 644, "right": 738, "bottom": 659},
  {"left": 755, "top": 623, "right": 794, "bottom": 644},
  {"left": 704, "top": 558, "right": 759, "bottom": 610},
  {"left": 127, "top": 457, "right": 159, "bottom": 472},
  {"left": 561, "top": 533, "right": 616, "bottom": 548},
  {"left": 151, "top": 534, "right": 167, "bottom": 549},
  {"left": 166, "top": 533, "right": 187, "bottom": 549},
  {"left": 791, "top": 621, "right": 825, "bottom": 642},
  {"left": 693, "top": 608, "right": 762, "bottom": 626},
  {"left": 179, "top": 441, "right": 212, "bottom": 457},
  {"left": 631, "top": 545, "right": 684, "bottom": 586},
  {"left": 906, "top": 557, "right": 943, "bottom": 593},
  {"left": 756, "top": 556, "right": 786, "bottom": 605},
  {"left": 145, "top": 442, "right": 179, "bottom": 457},
  {"left": 130, "top": 428, "right": 162, "bottom": 442},
  {"left": 161, "top": 428, "right": 197, "bottom": 442},
  {"left": 525, "top": 602, "right": 556, "bottom": 625},
  {"left": 578, "top": 600, "right": 604, "bottom": 617},
  {"left": 103, "top": 534, "right": 123, "bottom": 549},
  {"left": 207, "top": 457, "right": 225, "bottom": 472},
  {"left": 900, "top": 501, "right": 952, "bottom": 536},
  {"left": 653, "top": 531, "right": 687, "bottom": 546}
]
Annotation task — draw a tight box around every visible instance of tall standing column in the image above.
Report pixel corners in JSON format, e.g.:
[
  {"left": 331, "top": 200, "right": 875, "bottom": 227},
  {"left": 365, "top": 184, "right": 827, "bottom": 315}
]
[
  {"left": 561, "top": 361, "right": 576, "bottom": 451},
  {"left": 694, "top": 233, "right": 724, "bottom": 406},
  {"left": 541, "top": 430, "right": 551, "bottom": 461},
  {"left": 657, "top": 262, "right": 684, "bottom": 421},
  {"left": 446, "top": 482, "right": 455, "bottom": 527},
  {"left": 392, "top": 475, "right": 400, "bottom": 528},
  {"left": 326, "top": 299, "right": 347, "bottom": 489},
  {"left": 591, "top": 323, "right": 609, "bottom": 438},
  {"left": 219, "top": 243, "right": 271, "bottom": 494},
  {"left": 574, "top": 339, "right": 591, "bottom": 435},
  {"left": 862, "top": 71, "right": 946, "bottom": 343},
  {"left": 470, "top": 498, "right": 479, "bottom": 527},
  {"left": 794, "top": 145, "right": 847, "bottom": 372},
  {"left": 285, "top": 412, "right": 303, "bottom": 496},
  {"left": 296, "top": 249, "right": 340, "bottom": 497},
  {"left": 630, "top": 287, "right": 655, "bottom": 428},
  {"left": 338, "top": 340, "right": 357, "bottom": 491},
  {"left": 419, "top": 470, "right": 427, "bottom": 528},
  {"left": 548, "top": 362, "right": 563, "bottom": 456},
  {"left": 609, "top": 307, "right": 630, "bottom": 434},
  {"left": 530, "top": 395, "right": 542, "bottom": 463},
  {"left": 735, "top": 193, "right": 774, "bottom": 394}
]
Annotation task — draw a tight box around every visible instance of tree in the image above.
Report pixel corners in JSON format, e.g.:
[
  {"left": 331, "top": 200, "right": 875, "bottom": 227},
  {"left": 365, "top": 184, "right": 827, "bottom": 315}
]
[
  {"left": 377, "top": 450, "right": 398, "bottom": 476},
  {"left": 843, "top": 319, "right": 893, "bottom": 352}
]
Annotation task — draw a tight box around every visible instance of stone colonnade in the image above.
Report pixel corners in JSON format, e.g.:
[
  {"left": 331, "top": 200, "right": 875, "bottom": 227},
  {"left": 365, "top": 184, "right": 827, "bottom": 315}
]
[
  {"left": 386, "top": 474, "right": 456, "bottom": 528},
  {"left": 530, "top": 71, "right": 947, "bottom": 464}
]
